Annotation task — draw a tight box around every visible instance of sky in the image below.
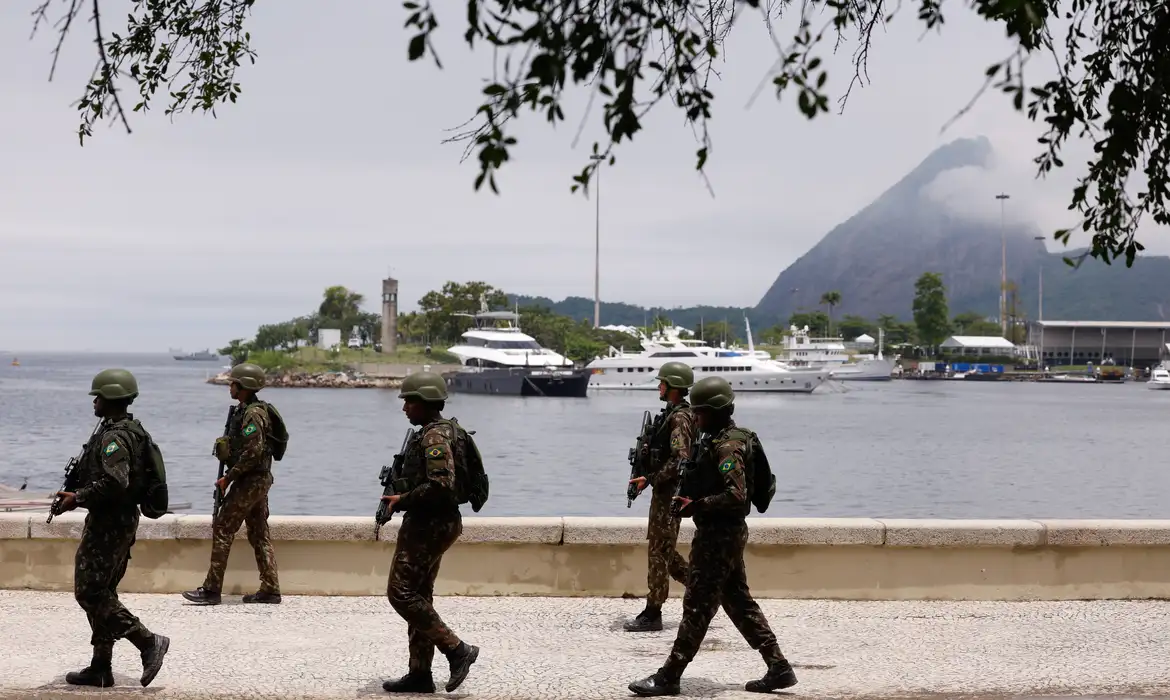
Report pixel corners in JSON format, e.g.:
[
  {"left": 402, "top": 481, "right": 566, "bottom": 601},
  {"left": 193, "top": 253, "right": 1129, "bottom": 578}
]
[{"left": 1, "top": 1, "right": 1165, "bottom": 352}]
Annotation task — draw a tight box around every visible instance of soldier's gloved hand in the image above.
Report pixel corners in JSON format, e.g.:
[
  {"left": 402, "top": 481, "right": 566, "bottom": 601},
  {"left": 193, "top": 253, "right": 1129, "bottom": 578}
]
[{"left": 213, "top": 437, "right": 231, "bottom": 461}]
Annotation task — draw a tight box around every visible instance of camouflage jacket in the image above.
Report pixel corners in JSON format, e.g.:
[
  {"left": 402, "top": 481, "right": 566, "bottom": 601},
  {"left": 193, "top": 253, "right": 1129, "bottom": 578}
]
[
  {"left": 686, "top": 419, "right": 752, "bottom": 522},
  {"left": 73, "top": 413, "right": 140, "bottom": 512},
  {"left": 397, "top": 418, "right": 460, "bottom": 513},
  {"left": 225, "top": 398, "right": 272, "bottom": 482},
  {"left": 646, "top": 400, "right": 697, "bottom": 490}
]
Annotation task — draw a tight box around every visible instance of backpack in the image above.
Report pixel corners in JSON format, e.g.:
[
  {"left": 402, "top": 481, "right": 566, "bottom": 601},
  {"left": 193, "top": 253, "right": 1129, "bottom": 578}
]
[
  {"left": 115, "top": 419, "right": 170, "bottom": 520},
  {"left": 442, "top": 417, "right": 489, "bottom": 512},
  {"left": 257, "top": 400, "right": 290, "bottom": 462},
  {"left": 723, "top": 427, "right": 776, "bottom": 514}
]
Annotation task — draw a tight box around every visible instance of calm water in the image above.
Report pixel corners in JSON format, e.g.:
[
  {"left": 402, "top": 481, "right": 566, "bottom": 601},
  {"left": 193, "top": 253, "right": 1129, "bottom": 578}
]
[{"left": 2, "top": 353, "right": 1167, "bottom": 519}]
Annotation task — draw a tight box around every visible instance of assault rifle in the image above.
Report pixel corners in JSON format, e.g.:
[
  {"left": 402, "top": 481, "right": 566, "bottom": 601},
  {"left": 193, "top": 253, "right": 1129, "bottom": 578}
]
[
  {"left": 47, "top": 421, "right": 102, "bottom": 524},
  {"left": 375, "top": 428, "right": 417, "bottom": 535},
  {"left": 212, "top": 405, "right": 237, "bottom": 523},
  {"left": 626, "top": 410, "right": 661, "bottom": 507},
  {"left": 670, "top": 432, "right": 709, "bottom": 518}
]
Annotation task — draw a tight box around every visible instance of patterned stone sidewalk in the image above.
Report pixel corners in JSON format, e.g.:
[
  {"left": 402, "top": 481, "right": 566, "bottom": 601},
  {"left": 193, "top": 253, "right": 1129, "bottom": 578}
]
[{"left": 1, "top": 591, "right": 1169, "bottom": 699}]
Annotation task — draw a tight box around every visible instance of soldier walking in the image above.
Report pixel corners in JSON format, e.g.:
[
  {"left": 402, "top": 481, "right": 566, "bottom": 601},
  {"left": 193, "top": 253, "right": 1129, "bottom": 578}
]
[
  {"left": 628, "top": 377, "right": 796, "bottom": 696},
  {"left": 54, "top": 369, "right": 170, "bottom": 688},
  {"left": 379, "top": 371, "right": 480, "bottom": 694},
  {"left": 184, "top": 363, "right": 282, "bottom": 605},
  {"left": 625, "top": 361, "right": 696, "bottom": 632}
]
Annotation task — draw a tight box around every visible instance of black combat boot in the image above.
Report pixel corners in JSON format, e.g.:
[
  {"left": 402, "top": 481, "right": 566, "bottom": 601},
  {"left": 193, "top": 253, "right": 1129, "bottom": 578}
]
[
  {"left": 65, "top": 644, "right": 114, "bottom": 688},
  {"left": 443, "top": 641, "right": 479, "bottom": 692},
  {"left": 133, "top": 633, "right": 170, "bottom": 687},
  {"left": 628, "top": 671, "right": 681, "bottom": 696},
  {"left": 242, "top": 591, "right": 282, "bottom": 604},
  {"left": 623, "top": 605, "right": 664, "bottom": 632},
  {"left": 745, "top": 656, "right": 797, "bottom": 693},
  {"left": 382, "top": 671, "right": 436, "bottom": 693},
  {"left": 181, "top": 587, "right": 221, "bottom": 605}
]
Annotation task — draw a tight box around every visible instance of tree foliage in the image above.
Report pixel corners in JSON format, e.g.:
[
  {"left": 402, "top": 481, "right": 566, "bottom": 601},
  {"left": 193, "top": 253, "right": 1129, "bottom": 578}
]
[
  {"left": 418, "top": 281, "right": 510, "bottom": 342},
  {"left": 417, "top": 280, "right": 639, "bottom": 361},
  {"left": 30, "top": 0, "right": 1170, "bottom": 265},
  {"left": 912, "top": 272, "right": 951, "bottom": 348}
]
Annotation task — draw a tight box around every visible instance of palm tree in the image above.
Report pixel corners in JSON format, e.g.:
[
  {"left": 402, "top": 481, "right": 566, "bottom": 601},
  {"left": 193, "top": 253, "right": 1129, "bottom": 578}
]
[{"left": 820, "top": 291, "right": 842, "bottom": 336}]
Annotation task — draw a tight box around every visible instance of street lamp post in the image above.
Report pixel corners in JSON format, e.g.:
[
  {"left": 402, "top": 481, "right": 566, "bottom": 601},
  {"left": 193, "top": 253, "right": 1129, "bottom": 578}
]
[
  {"left": 1033, "top": 235, "right": 1045, "bottom": 321},
  {"left": 1034, "top": 235, "right": 1045, "bottom": 369},
  {"left": 590, "top": 154, "right": 604, "bottom": 328},
  {"left": 995, "top": 193, "right": 1011, "bottom": 337}
]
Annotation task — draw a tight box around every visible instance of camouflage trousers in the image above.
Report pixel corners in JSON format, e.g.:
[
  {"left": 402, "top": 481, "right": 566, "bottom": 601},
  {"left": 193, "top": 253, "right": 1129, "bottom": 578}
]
[
  {"left": 646, "top": 485, "right": 688, "bottom": 607},
  {"left": 204, "top": 472, "right": 279, "bottom": 594},
  {"left": 660, "top": 519, "right": 785, "bottom": 678},
  {"left": 387, "top": 510, "right": 463, "bottom": 673},
  {"left": 75, "top": 509, "right": 151, "bottom": 648}
]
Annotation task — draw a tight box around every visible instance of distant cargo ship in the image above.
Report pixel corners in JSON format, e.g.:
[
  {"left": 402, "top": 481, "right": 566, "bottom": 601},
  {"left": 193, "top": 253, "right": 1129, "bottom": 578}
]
[{"left": 172, "top": 349, "right": 220, "bottom": 361}]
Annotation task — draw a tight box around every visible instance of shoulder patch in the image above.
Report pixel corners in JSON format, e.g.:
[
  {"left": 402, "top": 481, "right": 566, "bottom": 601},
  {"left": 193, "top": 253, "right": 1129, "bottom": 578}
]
[
  {"left": 242, "top": 423, "right": 258, "bottom": 436},
  {"left": 718, "top": 456, "right": 736, "bottom": 473},
  {"left": 103, "top": 441, "right": 120, "bottom": 456},
  {"left": 671, "top": 436, "right": 682, "bottom": 449},
  {"left": 426, "top": 444, "right": 447, "bottom": 459}
]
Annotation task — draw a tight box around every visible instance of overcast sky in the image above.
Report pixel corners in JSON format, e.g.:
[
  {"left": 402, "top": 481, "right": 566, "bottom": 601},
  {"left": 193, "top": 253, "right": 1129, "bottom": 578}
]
[{"left": 1, "top": 1, "right": 1164, "bottom": 352}]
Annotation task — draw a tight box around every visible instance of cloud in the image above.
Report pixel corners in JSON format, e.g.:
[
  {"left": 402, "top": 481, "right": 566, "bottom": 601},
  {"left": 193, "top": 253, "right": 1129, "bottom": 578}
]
[{"left": 1, "top": 0, "right": 1165, "bottom": 350}]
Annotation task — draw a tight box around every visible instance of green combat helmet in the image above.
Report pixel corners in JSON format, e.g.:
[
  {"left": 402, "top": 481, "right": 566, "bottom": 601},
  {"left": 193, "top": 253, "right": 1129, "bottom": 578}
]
[
  {"left": 398, "top": 371, "right": 448, "bottom": 402},
  {"left": 89, "top": 368, "right": 139, "bottom": 400},
  {"left": 229, "top": 363, "right": 266, "bottom": 391},
  {"left": 655, "top": 361, "right": 695, "bottom": 390},
  {"left": 689, "top": 376, "right": 735, "bottom": 410}
]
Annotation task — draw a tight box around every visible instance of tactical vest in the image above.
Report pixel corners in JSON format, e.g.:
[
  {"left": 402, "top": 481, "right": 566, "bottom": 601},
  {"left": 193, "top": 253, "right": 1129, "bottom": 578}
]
[
  {"left": 686, "top": 425, "right": 756, "bottom": 518},
  {"left": 83, "top": 416, "right": 162, "bottom": 512},
  {"left": 650, "top": 401, "right": 691, "bottom": 465}
]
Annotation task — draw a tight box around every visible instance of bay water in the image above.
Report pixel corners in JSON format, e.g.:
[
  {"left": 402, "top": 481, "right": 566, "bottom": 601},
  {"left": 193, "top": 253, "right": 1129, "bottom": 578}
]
[{"left": 2, "top": 353, "right": 1166, "bottom": 519}]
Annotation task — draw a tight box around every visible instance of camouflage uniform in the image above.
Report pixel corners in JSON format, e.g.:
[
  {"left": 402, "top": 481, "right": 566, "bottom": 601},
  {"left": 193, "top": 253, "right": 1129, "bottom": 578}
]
[
  {"left": 382, "top": 371, "right": 479, "bottom": 695},
  {"left": 626, "top": 362, "right": 697, "bottom": 633},
  {"left": 629, "top": 377, "right": 796, "bottom": 697},
  {"left": 65, "top": 369, "right": 169, "bottom": 689},
  {"left": 645, "top": 403, "right": 695, "bottom": 604},
  {"left": 185, "top": 364, "right": 280, "bottom": 604}
]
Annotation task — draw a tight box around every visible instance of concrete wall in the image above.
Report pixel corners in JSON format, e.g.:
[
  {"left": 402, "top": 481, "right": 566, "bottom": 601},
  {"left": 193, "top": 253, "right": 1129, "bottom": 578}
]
[{"left": 3, "top": 514, "right": 1170, "bottom": 600}]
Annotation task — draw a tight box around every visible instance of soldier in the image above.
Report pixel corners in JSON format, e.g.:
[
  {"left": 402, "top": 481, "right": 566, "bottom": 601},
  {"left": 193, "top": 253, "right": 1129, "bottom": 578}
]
[
  {"left": 624, "top": 361, "right": 696, "bottom": 632},
  {"left": 183, "top": 363, "right": 281, "bottom": 605},
  {"left": 379, "top": 371, "right": 480, "bottom": 694},
  {"left": 54, "top": 369, "right": 170, "bottom": 688},
  {"left": 628, "top": 377, "right": 796, "bottom": 697}
]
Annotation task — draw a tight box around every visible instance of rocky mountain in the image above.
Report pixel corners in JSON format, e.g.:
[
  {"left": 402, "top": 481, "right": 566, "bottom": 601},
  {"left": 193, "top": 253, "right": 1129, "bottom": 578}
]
[
  {"left": 511, "top": 137, "right": 1170, "bottom": 334},
  {"left": 754, "top": 136, "right": 1170, "bottom": 323}
]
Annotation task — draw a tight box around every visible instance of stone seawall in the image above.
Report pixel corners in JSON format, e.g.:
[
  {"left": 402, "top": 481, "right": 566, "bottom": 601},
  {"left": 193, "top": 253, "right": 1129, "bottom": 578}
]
[{"left": 3, "top": 514, "right": 1169, "bottom": 600}]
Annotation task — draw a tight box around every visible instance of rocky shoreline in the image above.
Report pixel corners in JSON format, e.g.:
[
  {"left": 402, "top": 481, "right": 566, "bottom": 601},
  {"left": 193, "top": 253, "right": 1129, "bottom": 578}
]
[{"left": 206, "top": 371, "right": 403, "bottom": 389}]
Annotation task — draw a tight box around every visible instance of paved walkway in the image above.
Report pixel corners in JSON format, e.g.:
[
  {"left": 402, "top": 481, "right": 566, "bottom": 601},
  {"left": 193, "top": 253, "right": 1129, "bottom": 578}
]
[{"left": 1, "top": 591, "right": 1169, "bottom": 699}]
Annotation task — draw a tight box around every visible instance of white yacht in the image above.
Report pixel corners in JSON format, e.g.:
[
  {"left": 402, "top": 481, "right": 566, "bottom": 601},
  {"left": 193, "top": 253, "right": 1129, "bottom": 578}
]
[
  {"left": 445, "top": 300, "right": 589, "bottom": 397},
  {"left": 585, "top": 327, "right": 828, "bottom": 394},
  {"left": 1148, "top": 366, "right": 1170, "bottom": 390},
  {"left": 772, "top": 326, "right": 894, "bottom": 381},
  {"left": 447, "top": 311, "right": 573, "bottom": 369}
]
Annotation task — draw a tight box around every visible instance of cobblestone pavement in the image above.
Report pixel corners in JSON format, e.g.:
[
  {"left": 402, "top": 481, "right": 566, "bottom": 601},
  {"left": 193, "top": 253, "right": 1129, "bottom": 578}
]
[{"left": 2, "top": 591, "right": 1169, "bottom": 699}]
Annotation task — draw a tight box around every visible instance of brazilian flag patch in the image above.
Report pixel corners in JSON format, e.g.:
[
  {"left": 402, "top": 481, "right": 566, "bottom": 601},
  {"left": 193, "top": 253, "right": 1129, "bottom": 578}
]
[
  {"left": 718, "top": 457, "right": 735, "bottom": 473},
  {"left": 426, "top": 445, "right": 446, "bottom": 459},
  {"left": 243, "top": 423, "right": 257, "bottom": 436},
  {"left": 103, "top": 441, "right": 119, "bottom": 456},
  {"left": 671, "top": 436, "right": 681, "bottom": 449}
]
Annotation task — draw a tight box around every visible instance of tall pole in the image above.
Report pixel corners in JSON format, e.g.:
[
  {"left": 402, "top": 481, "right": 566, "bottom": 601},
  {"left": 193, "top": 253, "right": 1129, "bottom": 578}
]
[
  {"left": 591, "top": 154, "right": 604, "bottom": 328},
  {"left": 1033, "top": 235, "right": 1044, "bottom": 322},
  {"left": 996, "top": 193, "right": 1011, "bottom": 337}
]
